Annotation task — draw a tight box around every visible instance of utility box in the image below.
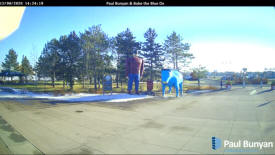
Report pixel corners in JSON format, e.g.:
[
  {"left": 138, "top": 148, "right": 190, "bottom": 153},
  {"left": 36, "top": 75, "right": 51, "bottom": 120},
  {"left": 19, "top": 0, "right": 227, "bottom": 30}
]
[
  {"left": 147, "top": 80, "right": 153, "bottom": 92},
  {"left": 103, "top": 75, "right": 112, "bottom": 95}
]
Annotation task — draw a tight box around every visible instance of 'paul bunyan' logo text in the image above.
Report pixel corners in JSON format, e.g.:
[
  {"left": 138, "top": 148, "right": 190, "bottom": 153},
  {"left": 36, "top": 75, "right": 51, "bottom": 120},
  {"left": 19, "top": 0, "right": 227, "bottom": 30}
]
[
  {"left": 212, "top": 137, "right": 274, "bottom": 151},
  {"left": 224, "top": 140, "right": 273, "bottom": 149}
]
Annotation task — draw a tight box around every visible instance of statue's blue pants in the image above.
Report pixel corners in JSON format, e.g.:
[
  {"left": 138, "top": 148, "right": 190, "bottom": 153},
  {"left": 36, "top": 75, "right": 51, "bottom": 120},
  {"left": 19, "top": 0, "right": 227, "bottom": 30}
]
[{"left": 128, "top": 74, "right": 140, "bottom": 92}]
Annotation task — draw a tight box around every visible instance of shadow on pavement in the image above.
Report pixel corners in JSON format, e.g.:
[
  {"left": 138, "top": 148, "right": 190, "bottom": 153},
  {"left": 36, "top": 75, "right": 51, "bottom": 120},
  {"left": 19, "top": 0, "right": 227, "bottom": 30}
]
[
  {"left": 257, "top": 89, "right": 273, "bottom": 95},
  {"left": 0, "top": 97, "right": 58, "bottom": 105},
  {"left": 43, "top": 99, "right": 111, "bottom": 105},
  {"left": 257, "top": 100, "right": 274, "bottom": 107},
  {"left": 186, "top": 88, "right": 227, "bottom": 95}
]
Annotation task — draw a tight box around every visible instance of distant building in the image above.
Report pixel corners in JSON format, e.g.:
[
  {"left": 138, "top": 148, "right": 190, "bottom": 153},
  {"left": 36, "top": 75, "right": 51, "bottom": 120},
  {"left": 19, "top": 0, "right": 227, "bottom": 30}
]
[
  {"left": 184, "top": 75, "right": 192, "bottom": 80},
  {"left": 264, "top": 71, "right": 275, "bottom": 79},
  {"left": 247, "top": 72, "right": 257, "bottom": 79}
]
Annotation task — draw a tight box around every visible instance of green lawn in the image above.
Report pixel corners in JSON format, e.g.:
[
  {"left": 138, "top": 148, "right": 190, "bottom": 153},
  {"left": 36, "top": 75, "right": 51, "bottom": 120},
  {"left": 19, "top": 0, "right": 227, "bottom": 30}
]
[{"left": 183, "top": 80, "right": 197, "bottom": 84}]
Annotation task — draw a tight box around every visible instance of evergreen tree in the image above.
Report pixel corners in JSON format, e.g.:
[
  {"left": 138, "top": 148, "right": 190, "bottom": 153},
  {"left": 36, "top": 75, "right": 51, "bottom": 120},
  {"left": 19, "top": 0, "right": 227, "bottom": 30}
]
[
  {"left": 34, "top": 56, "right": 45, "bottom": 81},
  {"left": 115, "top": 28, "right": 140, "bottom": 85},
  {"left": 2, "top": 49, "right": 19, "bottom": 71},
  {"left": 80, "top": 25, "right": 110, "bottom": 90},
  {"left": 47, "top": 39, "right": 60, "bottom": 87},
  {"left": 20, "top": 55, "right": 33, "bottom": 82},
  {"left": 109, "top": 37, "right": 120, "bottom": 88},
  {"left": 58, "top": 31, "right": 82, "bottom": 90},
  {"left": 164, "top": 32, "right": 193, "bottom": 71},
  {"left": 37, "top": 39, "right": 61, "bottom": 87},
  {"left": 141, "top": 28, "right": 165, "bottom": 81},
  {"left": 57, "top": 35, "right": 70, "bottom": 88}
]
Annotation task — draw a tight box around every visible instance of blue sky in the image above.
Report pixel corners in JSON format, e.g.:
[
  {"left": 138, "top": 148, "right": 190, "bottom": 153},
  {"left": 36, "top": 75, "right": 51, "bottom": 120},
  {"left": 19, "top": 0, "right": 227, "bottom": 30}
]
[{"left": 1, "top": 7, "right": 275, "bottom": 72}]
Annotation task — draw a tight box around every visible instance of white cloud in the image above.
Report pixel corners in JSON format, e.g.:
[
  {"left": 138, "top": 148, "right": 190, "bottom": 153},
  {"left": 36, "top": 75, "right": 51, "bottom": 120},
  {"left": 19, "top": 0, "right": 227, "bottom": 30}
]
[{"left": 188, "top": 41, "right": 275, "bottom": 72}]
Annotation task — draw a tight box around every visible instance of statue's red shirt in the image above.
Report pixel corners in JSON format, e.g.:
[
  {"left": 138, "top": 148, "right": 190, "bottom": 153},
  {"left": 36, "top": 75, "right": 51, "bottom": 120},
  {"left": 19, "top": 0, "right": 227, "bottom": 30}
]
[{"left": 126, "top": 56, "right": 144, "bottom": 77}]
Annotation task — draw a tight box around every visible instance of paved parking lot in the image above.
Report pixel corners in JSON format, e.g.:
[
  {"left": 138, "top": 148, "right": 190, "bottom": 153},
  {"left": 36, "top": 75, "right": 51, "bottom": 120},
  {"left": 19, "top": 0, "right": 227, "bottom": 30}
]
[{"left": 0, "top": 86, "right": 275, "bottom": 154}]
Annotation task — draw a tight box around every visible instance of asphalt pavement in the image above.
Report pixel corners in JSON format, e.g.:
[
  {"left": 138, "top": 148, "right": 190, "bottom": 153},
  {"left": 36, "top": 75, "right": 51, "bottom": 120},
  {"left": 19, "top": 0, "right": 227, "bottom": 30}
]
[{"left": 0, "top": 86, "right": 274, "bottom": 154}]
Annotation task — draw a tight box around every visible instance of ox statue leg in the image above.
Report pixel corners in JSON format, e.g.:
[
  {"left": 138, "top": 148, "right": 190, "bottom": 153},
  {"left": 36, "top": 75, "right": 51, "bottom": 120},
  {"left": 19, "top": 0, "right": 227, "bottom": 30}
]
[
  {"left": 162, "top": 84, "right": 166, "bottom": 97},
  {"left": 179, "top": 82, "right": 183, "bottom": 96},
  {"left": 175, "top": 84, "right": 179, "bottom": 97},
  {"left": 168, "top": 86, "right": 172, "bottom": 94}
]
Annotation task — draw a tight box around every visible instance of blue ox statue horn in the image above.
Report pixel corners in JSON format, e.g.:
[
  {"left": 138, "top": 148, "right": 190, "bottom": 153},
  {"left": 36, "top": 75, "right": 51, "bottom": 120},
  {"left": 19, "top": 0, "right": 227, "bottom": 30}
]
[{"left": 161, "top": 69, "right": 183, "bottom": 97}]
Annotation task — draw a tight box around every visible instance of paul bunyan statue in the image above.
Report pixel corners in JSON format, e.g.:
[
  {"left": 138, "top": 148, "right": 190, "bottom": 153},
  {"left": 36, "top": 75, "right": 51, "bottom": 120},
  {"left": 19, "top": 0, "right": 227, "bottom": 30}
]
[{"left": 125, "top": 50, "right": 144, "bottom": 95}]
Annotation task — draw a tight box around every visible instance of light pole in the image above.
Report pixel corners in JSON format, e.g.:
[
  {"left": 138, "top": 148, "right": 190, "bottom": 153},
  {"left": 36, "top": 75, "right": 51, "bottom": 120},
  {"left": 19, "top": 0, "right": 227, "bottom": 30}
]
[
  {"left": 242, "top": 68, "right": 247, "bottom": 88},
  {"left": 261, "top": 71, "right": 266, "bottom": 88},
  {"left": 259, "top": 72, "right": 262, "bottom": 88}
]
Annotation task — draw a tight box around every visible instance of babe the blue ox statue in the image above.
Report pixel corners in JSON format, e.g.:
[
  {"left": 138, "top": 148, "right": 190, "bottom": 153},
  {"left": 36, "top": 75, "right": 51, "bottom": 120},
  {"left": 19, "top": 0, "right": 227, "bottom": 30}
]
[{"left": 161, "top": 69, "right": 183, "bottom": 97}]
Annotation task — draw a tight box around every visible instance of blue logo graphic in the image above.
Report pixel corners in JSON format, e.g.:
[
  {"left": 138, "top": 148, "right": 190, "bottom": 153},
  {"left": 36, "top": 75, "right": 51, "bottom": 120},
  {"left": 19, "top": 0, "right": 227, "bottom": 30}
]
[{"left": 212, "top": 137, "right": 221, "bottom": 150}]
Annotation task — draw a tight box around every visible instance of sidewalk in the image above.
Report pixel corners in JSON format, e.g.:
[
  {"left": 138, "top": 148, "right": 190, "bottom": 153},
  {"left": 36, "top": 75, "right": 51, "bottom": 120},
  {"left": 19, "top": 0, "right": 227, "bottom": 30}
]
[
  {"left": 0, "top": 137, "right": 11, "bottom": 154},
  {"left": 0, "top": 115, "right": 43, "bottom": 154}
]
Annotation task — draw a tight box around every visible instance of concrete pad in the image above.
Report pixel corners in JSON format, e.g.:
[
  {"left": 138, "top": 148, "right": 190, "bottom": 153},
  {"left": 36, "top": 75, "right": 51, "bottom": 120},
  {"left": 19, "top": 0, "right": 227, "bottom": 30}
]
[
  {"left": 120, "top": 127, "right": 193, "bottom": 149},
  {"left": 61, "top": 145, "right": 105, "bottom": 154},
  {"left": 0, "top": 137, "right": 11, "bottom": 154},
  {"left": 0, "top": 116, "right": 42, "bottom": 154},
  {"left": 1, "top": 113, "right": 79, "bottom": 154},
  {"left": 257, "top": 109, "right": 275, "bottom": 122},
  {"left": 182, "top": 135, "right": 225, "bottom": 154},
  {"left": 0, "top": 140, "right": 12, "bottom": 154},
  {"left": 196, "top": 126, "right": 231, "bottom": 140},
  {"left": 261, "top": 136, "right": 275, "bottom": 154},
  {"left": 177, "top": 149, "right": 201, "bottom": 154},
  {"left": 230, "top": 121, "right": 262, "bottom": 138},
  {"left": 84, "top": 134, "right": 179, "bottom": 154}
]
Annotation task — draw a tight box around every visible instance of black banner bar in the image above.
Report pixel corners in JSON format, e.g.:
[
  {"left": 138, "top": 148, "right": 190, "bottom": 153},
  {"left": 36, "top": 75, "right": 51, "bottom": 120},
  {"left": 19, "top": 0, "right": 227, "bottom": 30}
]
[{"left": 0, "top": 0, "right": 274, "bottom": 6}]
